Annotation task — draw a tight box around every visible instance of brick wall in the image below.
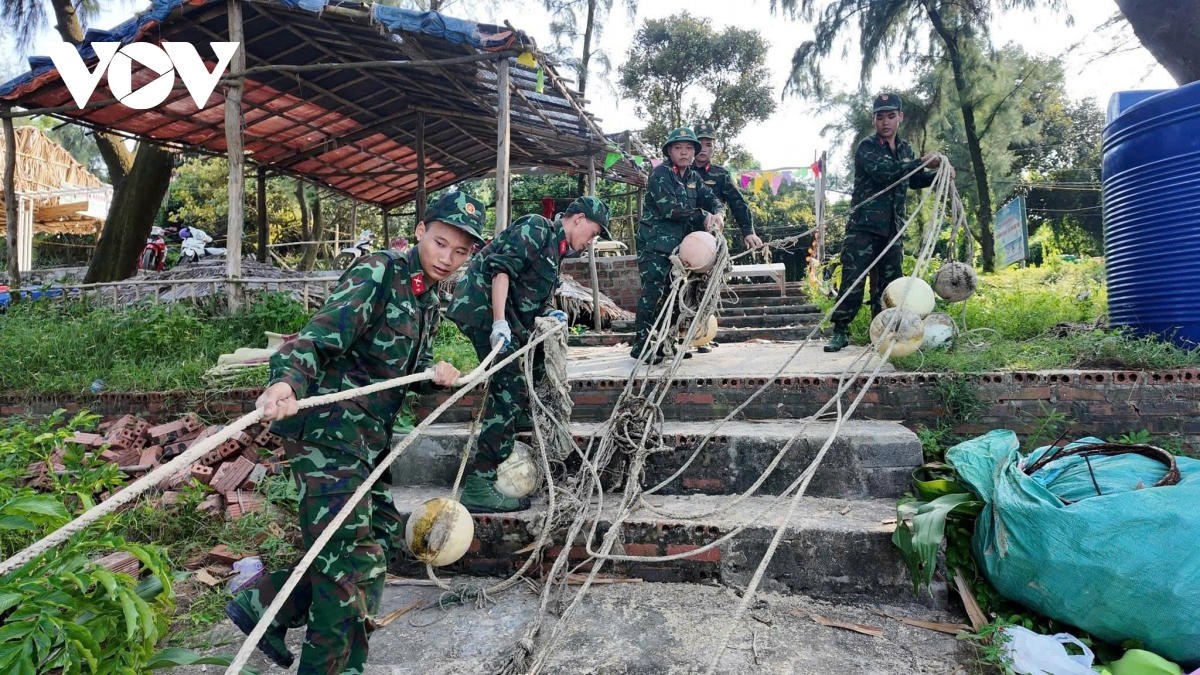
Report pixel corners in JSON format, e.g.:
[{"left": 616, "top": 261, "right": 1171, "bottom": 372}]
[
  {"left": 4, "top": 369, "right": 1199, "bottom": 450},
  {"left": 561, "top": 255, "right": 640, "bottom": 313}
]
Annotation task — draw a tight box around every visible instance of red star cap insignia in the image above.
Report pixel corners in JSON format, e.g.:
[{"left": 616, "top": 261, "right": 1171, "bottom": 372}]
[{"left": 410, "top": 272, "right": 426, "bottom": 294}]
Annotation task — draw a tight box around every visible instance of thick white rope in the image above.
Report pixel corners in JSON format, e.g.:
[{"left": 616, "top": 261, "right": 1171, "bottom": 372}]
[{"left": 223, "top": 324, "right": 565, "bottom": 674}]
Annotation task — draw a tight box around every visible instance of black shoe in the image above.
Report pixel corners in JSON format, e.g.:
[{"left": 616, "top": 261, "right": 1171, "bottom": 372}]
[
  {"left": 683, "top": 351, "right": 694, "bottom": 359},
  {"left": 696, "top": 346, "right": 712, "bottom": 354},
  {"left": 225, "top": 600, "right": 295, "bottom": 668},
  {"left": 824, "top": 329, "right": 850, "bottom": 353}
]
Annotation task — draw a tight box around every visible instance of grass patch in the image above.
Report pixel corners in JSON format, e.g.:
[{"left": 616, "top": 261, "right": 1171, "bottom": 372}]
[
  {"left": 817, "top": 259, "right": 1200, "bottom": 372},
  {"left": 1, "top": 294, "right": 482, "bottom": 394}
]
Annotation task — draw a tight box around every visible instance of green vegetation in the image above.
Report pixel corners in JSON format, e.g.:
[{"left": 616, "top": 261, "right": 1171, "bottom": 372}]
[
  {"left": 0, "top": 294, "right": 481, "bottom": 395},
  {"left": 0, "top": 411, "right": 240, "bottom": 671},
  {"left": 818, "top": 259, "right": 1200, "bottom": 374}
]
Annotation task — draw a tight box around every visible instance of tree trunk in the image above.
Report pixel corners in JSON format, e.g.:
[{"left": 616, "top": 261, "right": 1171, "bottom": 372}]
[
  {"left": 299, "top": 187, "right": 324, "bottom": 271},
  {"left": 925, "top": 2, "right": 996, "bottom": 271},
  {"left": 4, "top": 116, "right": 20, "bottom": 287},
  {"left": 1116, "top": 0, "right": 1200, "bottom": 85},
  {"left": 575, "top": 0, "right": 598, "bottom": 200},
  {"left": 82, "top": 142, "right": 173, "bottom": 282}
]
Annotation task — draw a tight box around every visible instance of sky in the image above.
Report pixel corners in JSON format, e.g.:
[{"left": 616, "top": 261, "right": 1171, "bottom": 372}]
[{"left": 3, "top": 0, "right": 1177, "bottom": 170}]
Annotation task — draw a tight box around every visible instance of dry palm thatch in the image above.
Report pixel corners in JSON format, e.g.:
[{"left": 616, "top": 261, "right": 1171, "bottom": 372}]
[
  {"left": 0, "top": 126, "right": 108, "bottom": 235},
  {"left": 115, "top": 258, "right": 337, "bottom": 308},
  {"left": 555, "top": 273, "right": 633, "bottom": 325}
]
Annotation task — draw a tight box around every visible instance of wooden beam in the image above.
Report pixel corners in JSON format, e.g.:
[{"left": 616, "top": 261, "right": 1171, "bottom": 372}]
[
  {"left": 588, "top": 155, "right": 601, "bottom": 331},
  {"left": 3, "top": 112, "right": 19, "bottom": 287},
  {"left": 257, "top": 165, "right": 268, "bottom": 263},
  {"left": 225, "top": 0, "right": 246, "bottom": 310},
  {"left": 494, "top": 59, "right": 511, "bottom": 234},
  {"left": 416, "top": 111, "right": 427, "bottom": 223}
]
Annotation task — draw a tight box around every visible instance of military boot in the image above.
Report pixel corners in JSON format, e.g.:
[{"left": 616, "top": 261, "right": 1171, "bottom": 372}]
[
  {"left": 824, "top": 327, "right": 850, "bottom": 353},
  {"left": 460, "top": 470, "right": 531, "bottom": 513},
  {"left": 225, "top": 598, "right": 294, "bottom": 668}
]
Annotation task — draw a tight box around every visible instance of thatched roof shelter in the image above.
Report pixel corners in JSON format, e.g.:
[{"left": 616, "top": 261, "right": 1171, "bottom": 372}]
[{"left": 0, "top": 126, "right": 110, "bottom": 236}]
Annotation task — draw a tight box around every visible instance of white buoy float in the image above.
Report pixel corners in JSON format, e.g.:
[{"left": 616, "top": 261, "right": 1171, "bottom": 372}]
[
  {"left": 932, "top": 262, "right": 978, "bottom": 302},
  {"left": 679, "top": 231, "right": 718, "bottom": 273},
  {"left": 404, "top": 497, "right": 474, "bottom": 567},
  {"left": 688, "top": 315, "right": 719, "bottom": 347},
  {"left": 495, "top": 440, "right": 541, "bottom": 499},
  {"left": 921, "top": 312, "right": 957, "bottom": 349},
  {"left": 882, "top": 277, "right": 937, "bottom": 318},
  {"left": 869, "top": 308, "right": 925, "bottom": 358}
]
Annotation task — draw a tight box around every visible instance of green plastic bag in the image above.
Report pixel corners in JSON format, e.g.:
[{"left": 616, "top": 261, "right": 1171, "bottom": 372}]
[{"left": 947, "top": 430, "right": 1200, "bottom": 665}]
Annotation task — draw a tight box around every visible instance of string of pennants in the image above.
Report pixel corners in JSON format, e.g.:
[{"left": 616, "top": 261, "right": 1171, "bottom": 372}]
[{"left": 602, "top": 149, "right": 823, "bottom": 197}]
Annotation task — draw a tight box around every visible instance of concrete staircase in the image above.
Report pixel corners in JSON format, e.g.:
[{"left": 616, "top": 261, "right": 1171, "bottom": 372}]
[
  {"left": 570, "top": 280, "right": 827, "bottom": 347},
  {"left": 387, "top": 417, "right": 929, "bottom": 605}
]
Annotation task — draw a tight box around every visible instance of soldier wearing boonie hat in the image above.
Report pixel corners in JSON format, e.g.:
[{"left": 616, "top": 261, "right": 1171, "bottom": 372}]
[
  {"left": 446, "top": 194, "right": 611, "bottom": 512},
  {"left": 230, "top": 191, "right": 486, "bottom": 672},
  {"left": 824, "top": 93, "right": 951, "bottom": 353}
]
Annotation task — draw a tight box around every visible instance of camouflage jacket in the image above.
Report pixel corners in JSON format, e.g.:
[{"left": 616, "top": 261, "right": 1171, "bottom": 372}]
[
  {"left": 694, "top": 162, "right": 754, "bottom": 238},
  {"left": 267, "top": 248, "right": 440, "bottom": 462},
  {"left": 638, "top": 163, "right": 724, "bottom": 254},
  {"left": 848, "top": 134, "right": 936, "bottom": 236},
  {"left": 445, "top": 214, "right": 565, "bottom": 345}
]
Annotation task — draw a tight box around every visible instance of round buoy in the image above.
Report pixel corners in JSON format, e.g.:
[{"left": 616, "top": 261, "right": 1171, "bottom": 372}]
[
  {"left": 495, "top": 440, "right": 541, "bottom": 499},
  {"left": 921, "top": 313, "right": 957, "bottom": 349},
  {"left": 404, "top": 498, "right": 474, "bottom": 567},
  {"left": 932, "top": 262, "right": 978, "bottom": 302},
  {"left": 687, "top": 315, "right": 719, "bottom": 347},
  {"left": 869, "top": 308, "right": 925, "bottom": 358},
  {"left": 882, "top": 277, "right": 937, "bottom": 317},
  {"left": 679, "top": 231, "right": 718, "bottom": 273}
]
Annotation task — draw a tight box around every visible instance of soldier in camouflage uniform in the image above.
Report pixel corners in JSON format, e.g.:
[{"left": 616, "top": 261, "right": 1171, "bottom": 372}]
[
  {"left": 225, "top": 192, "right": 487, "bottom": 673},
  {"left": 825, "top": 93, "right": 947, "bottom": 352},
  {"left": 633, "top": 127, "right": 725, "bottom": 364},
  {"left": 446, "top": 196, "right": 611, "bottom": 512},
  {"left": 692, "top": 122, "right": 762, "bottom": 353}
]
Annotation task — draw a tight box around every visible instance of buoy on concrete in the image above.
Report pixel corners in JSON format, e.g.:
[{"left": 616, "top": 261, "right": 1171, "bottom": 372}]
[
  {"left": 688, "top": 315, "right": 719, "bottom": 347},
  {"left": 933, "top": 262, "right": 978, "bottom": 302},
  {"left": 882, "top": 277, "right": 937, "bottom": 317},
  {"left": 921, "top": 312, "right": 957, "bottom": 349},
  {"left": 679, "top": 231, "right": 718, "bottom": 273},
  {"left": 405, "top": 498, "right": 474, "bottom": 567},
  {"left": 869, "top": 307, "right": 925, "bottom": 358},
  {"left": 495, "top": 440, "right": 541, "bottom": 499}
]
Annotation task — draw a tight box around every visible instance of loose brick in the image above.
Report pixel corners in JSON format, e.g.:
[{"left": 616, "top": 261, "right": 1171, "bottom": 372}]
[
  {"left": 196, "top": 494, "right": 224, "bottom": 515},
  {"left": 139, "top": 445, "right": 163, "bottom": 468},
  {"left": 208, "top": 544, "right": 249, "bottom": 565},
  {"left": 94, "top": 551, "right": 141, "bottom": 576},
  {"left": 210, "top": 457, "right": 256, "bottom": 494},
  {"left": 66, "top": 432, "right": 105, "bottom": 448},
  {"left": 232, "top": 431, "right": 256, "bottom": 449},
  {"left": 190, "top": 463, "right": 214, "bottom": 485},
  {"left": 225, "top": 490, "right": 265, "bottom": 520},
  {"left": 242, "top": 464, "right": 269, "bottom": 488},
  {"left": 147, "top": 419, "right": 191, "bottom": 444},
  {"left": 254, "top": 429, "right": 282, "bottom": 449},
  {"left": 665, "top": 544, "right": 721, "bottom": 562}
]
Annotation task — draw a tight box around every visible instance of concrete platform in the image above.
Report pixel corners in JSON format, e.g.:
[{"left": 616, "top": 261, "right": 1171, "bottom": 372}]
[
  {"left": 570, "top": 325, "right": 825, "bottom": 347},
  {"left": 565, "top": 342, "right": 893, "bottom": 381},
  {"left": 386, "top": 487, "right": 932, "bottom": 605},
  {"left": 392, "top": 419, "right": 922, "bottom": 499},
  {"left": 187, "top": 579, "right": 969, "bottom": 675}
]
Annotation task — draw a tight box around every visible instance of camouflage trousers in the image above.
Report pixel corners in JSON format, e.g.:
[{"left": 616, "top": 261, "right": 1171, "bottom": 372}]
[
  {"left": 831, "top": 230, "right": 904, "bottom": 328},
  {"left": 467, "top": 328, "right": 544, "bottom": 474},
  {"left": 232, "top": 439, "right": 404, "bottom": 675},
  {"left": 633, "top": 249, "right": 677, "bottom": 353}
]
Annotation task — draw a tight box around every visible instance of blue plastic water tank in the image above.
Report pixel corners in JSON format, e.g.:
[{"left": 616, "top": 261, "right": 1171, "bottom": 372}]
[{"left": 1103, "top": 83, "right": 1200, "bottom": 345}]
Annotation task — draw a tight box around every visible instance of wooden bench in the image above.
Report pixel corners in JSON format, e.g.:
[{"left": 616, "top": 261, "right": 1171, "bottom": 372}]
[{"left": 729, "top": 262, "right": 787, "bottom": 296}]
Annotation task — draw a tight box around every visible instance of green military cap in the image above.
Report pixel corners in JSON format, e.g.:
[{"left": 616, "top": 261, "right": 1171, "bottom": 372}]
[
  {"left": 565, "top": 195, "right": 612, "bottom": 240},
  {"left": 694, "top": 122, "right": 717, "bottom": 140},
  {"left": 873, "top": 93, "right": 902, "bottom": 113},
  {"left": 424, "top": 191, "right": 487, "bottom": 244},
  {"left": 662, "top": 126, "right": 701, "bottom": 156}
]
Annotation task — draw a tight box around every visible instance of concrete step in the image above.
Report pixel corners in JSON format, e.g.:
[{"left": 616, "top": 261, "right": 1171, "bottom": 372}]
[
  {"left": 720, "top": 294, "right": 806, "bottom": 308},
  {"left": 716, "top": 313, "right": 824, "bottom": 329},
  {"left": 571, "top": 325, "right": 823, "bottom": 348},
  {"left": 386, "top": 486, "right": 934, "bottom": 606},
  {"left": 391, "top": 419, "right": 921, "bottom": 500},
  {"left": 722, "top": 281, "right": 808, "bottom": 299},
  {"left": 718, "top": 303, "right": 820, "bottom": 317},
  {"left": 195, "top": 578, "right": 968, "bottom": 674}
]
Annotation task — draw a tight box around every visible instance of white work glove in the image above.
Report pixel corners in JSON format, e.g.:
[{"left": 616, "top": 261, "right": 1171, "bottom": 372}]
[
  {"left": 490, "top": 319, "right": 512, "bottom": 352},
  {"left": 547, "top": 309, "right": 568, "bottom": 324}
]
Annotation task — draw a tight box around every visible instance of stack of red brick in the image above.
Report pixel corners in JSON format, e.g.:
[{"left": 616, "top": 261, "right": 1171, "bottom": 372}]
[{"left": 62, "top": 413, "right": 287, "bottom": 520}]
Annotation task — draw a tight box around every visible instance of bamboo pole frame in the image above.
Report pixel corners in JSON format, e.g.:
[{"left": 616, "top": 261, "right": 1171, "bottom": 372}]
[
  {"left": 493, "top": 59, "right": 512, "bottom": 234},
  {"left": 224, "top": 0, "right": 246, "bottom": 311}
]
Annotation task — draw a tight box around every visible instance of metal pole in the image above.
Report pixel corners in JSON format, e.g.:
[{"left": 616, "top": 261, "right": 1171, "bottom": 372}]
[
  {"left": 381, "top": 207, "right": 389, "bottom": 245},
  {"left": 2, "top": 113, "right": 19, "bottom": 287},
  {"left": 815, "top": 151, "right": 827, "bottom": 275},
  {"left": 256, "top": 165, "right": 267, "bottom": 263},
  {"left": 493, "top": 58, "right": 511, "bottom": 234},
  {"left": 416, "top": 111, "right": 427, "bottom": 224},
  {"left": 224, "top": 0, "right": 246, "bottom": 310},
  {"left": 588, "top": 156, "right": 601, "bottom": 331}
]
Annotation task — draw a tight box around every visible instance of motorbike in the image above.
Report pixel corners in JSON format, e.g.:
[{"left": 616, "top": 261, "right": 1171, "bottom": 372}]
[
  {"left": 139, "top": 226, "right": 168, "bottom": 272},
  {"left": 177, "top": 226, "right": 227, "bottom": 266},
  {"left": 334, "top": 231, "right": 376, "bottom": 269}
]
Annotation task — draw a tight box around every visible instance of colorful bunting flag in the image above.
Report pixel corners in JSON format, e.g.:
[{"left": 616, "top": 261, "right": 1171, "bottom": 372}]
[
  {"left": 810, "top": 160, "right": 822, "bottom": 177},
  {"left": 739, "top": 174, "right": 753, "bottom": 190},
  {"left": 535, "top": 66, "right": 544, "bottom": 93},
  {"left": 768, "top": 172, "right": 783, "bottom": 195},
  {"left": 650, "top": 158, "right": 663, "bottom": 168},
  {"left": 632, "top": 156, "right": 645, "bottom": 167},
  {"left": 781, "top": 170, "right": 793, "bottom": 185},
  {"left": 753, "top": 175, "right": 766, "bottom": 194},
  {"left": 604, "top": 151, "right": 621, "bottom": 170},
  {"left": 517, "top": 52, "right": 537, "bottom": 68}
]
